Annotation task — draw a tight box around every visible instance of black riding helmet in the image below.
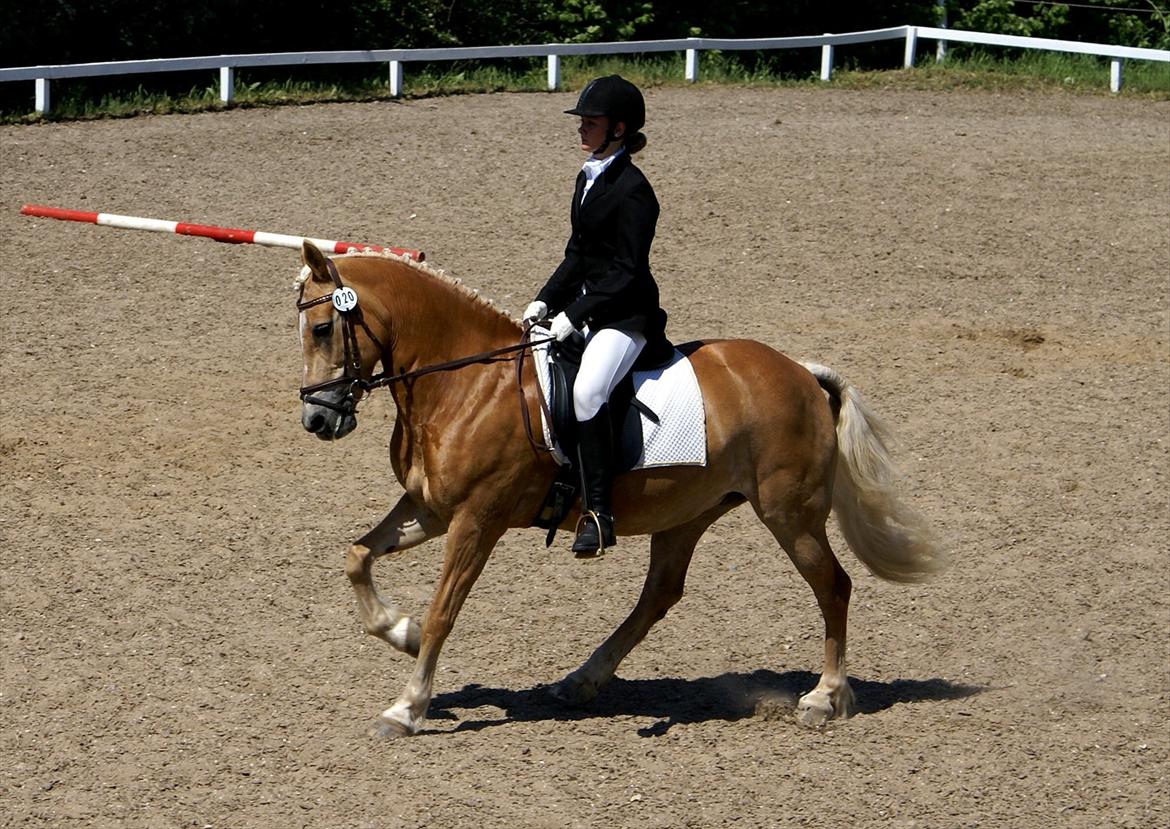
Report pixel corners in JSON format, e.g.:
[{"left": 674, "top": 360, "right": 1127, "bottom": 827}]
[{"left": 565, "top": 75, "right": 645, "bottom": 153}]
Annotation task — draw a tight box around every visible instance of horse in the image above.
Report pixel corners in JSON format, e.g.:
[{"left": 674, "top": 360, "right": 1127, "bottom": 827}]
[{"left": 294, "top": 240, "right": 943, "bottom": 738}]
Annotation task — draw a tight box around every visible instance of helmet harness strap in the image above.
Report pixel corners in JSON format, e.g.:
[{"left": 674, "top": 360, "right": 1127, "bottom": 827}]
[{"left": 591, "top": 122, "right": 623, "bottom": 157}]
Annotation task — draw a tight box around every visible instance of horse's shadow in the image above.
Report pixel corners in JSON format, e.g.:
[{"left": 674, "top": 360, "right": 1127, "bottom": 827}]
[{"left": 426, "top": 669, "right": 983, "bottom": 736}]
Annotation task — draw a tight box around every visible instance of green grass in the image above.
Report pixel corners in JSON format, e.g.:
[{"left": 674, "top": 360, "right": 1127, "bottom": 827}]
[
  {"left": 847, "top": 50, "right": 1170, "bottom": 95},
  {"left": 2, "top": 50, "right": 1167, "bottom": 124}
]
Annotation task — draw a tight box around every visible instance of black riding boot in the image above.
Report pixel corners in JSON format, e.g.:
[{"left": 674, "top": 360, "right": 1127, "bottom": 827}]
[{"left": 572, "top": 406, "right": 617, "bottom": 557}]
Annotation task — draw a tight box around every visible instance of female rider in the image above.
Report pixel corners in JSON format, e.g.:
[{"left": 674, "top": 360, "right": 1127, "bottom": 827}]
[{"left": 523, "top": 75, "right": 671, "bottom": 557}]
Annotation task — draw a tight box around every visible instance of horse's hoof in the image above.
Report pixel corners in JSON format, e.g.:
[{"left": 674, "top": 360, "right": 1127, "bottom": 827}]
[
  {"left": 795, "top": 685, "right": 854, "bottom": 728},
  {"left": 368, "top": 715, "right": 414, "bottom": 740},
  {"left": 795, "top": 691, "right": 835, "bottom": 728},
  {"left": 547, "top": 675, "right": 597, "bottom": 707}
]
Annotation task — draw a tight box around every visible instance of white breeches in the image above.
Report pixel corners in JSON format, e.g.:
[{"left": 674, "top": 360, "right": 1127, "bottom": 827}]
[{"left": 574, "top": 328, "right": 646, "bottom": 421}]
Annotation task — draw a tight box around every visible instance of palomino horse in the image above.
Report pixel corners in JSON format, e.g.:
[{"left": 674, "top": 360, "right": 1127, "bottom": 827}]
[{"left": 295, "top": 241, "right": 942, "bottom": 738}]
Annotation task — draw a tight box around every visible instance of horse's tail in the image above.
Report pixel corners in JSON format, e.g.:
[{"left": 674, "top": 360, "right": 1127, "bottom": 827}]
[{"left": 802, "top": 362, "right": 946, "bottom": 583}]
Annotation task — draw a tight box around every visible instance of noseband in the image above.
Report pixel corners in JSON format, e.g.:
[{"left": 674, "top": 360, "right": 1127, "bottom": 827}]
[
  {"left": 296, "top": 258, "right": 389, "bottom": 417},
  {"left": 297, "top": 257, "right": 556, "bottom": 421}
]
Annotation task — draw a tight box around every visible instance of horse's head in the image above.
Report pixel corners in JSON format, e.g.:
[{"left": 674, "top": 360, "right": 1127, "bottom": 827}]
[{"left": 296, "top": 241, "right": 387, "bottom": 440}]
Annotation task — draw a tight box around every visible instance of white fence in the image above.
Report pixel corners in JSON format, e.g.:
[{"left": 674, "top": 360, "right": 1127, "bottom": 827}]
[{"left": 2, "top": 25, "right": 1166, "bottom": 114}]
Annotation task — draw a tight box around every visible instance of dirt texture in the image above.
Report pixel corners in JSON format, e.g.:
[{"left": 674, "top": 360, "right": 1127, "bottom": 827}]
[{"left": 1, "top": 86, "right": 1167, "bottom": 829}]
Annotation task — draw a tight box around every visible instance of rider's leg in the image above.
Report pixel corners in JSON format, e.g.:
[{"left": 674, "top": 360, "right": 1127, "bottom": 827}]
[{"left": 571, "top": 327, "right": 645, "bottom": 556}]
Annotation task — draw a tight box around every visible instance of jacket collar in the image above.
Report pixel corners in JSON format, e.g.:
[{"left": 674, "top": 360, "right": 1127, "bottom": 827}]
[
  {"left": 579, "top": 150, "right": 631, "bottom": 211},
  {"left": 581, "top": 147, "right": 623, "bottom": 185}
]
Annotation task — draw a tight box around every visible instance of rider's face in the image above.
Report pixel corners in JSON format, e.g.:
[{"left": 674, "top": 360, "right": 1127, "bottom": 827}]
[{"left": 578, "top": 115, "right": 624, "bottom": 157}]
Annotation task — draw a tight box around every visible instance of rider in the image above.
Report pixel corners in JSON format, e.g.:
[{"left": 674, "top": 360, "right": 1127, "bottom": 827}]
[{"left": 523, "top": 75, "right": 671, "bottom": 557}]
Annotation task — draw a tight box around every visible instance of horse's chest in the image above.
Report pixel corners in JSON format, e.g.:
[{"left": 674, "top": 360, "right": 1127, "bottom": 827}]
[{"left": 392, "top": 422, "right": 452, "bottom": 510}]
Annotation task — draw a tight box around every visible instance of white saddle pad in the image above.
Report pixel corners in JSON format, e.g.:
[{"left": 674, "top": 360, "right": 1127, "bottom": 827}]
[{"left": 529, "top": 327, "right": 707, "bottom": 471}]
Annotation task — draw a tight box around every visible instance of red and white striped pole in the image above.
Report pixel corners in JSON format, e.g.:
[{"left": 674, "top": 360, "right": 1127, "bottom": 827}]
[{"left": 19, "top": 204, "right": 424, "bottom": 262}]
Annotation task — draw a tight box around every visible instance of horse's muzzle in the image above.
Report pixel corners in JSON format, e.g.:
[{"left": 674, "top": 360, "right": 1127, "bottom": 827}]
[{"left": 301, "top": 391, "right": 358, "bottom": 440}]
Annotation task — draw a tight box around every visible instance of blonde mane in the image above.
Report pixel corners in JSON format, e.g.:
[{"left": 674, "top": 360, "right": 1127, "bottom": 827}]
[{"left": 294, "top": 248, "right": 516, "bottom": 324}]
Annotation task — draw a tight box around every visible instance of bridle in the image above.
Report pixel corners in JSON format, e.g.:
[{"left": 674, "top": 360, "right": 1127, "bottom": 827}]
[
  {"left": 296, "top": 258, "right": 555, "bottom": 432},
  {"left": 296, "top": 257, "right": 392, "bottom": 417}
]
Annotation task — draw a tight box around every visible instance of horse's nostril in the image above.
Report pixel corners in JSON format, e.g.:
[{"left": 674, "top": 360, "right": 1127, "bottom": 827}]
[{"left": 306, "top": 413, "right": 326, "bottom": 433}]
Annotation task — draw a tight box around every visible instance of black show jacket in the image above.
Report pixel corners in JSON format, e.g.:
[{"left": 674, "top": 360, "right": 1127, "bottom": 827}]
[{"left": 536, "top": 151, "right": 670, "bottom": 362}]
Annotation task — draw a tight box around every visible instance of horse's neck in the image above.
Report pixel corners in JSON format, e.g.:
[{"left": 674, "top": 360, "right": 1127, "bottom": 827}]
[
  {"left": 358, "top": 264, "right": 520, "bottom": 421},
  {"left": 379, "top": 269, "right": 516, "bottom": 371}
]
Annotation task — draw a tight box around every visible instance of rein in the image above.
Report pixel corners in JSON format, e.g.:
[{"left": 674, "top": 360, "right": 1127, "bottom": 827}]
[
  {"left": 361, "top": 335, "right": 555, "bottom": 390},
  {"left": 297, "top": 258, "right": 554, "bottom": 426}
]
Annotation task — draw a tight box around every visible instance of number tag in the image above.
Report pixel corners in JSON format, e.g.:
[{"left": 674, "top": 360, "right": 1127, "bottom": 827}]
[{"left": 331, "top": 286, "right": 358, "bottom": 313}]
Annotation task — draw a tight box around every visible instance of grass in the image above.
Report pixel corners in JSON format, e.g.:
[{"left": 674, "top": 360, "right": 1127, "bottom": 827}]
[
  {"left": 839, "top": 50, "right": 1170, "bottom": 95},
  {"left": 2, "top": 50, "right": 1167, "bottom": 124}
]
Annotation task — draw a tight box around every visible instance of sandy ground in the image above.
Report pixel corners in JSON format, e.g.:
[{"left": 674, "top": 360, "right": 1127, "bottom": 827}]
[{"left": 1, "top": 86, "right": 1167, "bottom": 829}]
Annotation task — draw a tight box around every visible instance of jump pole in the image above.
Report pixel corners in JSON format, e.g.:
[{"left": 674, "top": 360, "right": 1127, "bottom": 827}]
[{"left": 19, "top": 204, "right": 424, "bottom": 262}]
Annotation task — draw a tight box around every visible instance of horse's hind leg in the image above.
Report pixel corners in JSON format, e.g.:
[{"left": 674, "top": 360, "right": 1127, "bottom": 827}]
[
  {"left": 346, "top": 493, "right": 446, "bottom": 656},
  {"left": 550, "top": 502, "right": 737, "bottom": 706},
  {"left": 767, "top": 522, "right": 855, "bottom": 727}
]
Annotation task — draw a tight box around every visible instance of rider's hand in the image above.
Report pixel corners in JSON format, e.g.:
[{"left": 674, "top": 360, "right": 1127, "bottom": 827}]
[
  {"left": 549, "top": 312, "right": 576, "bottom": 342},
  {"left": 522, "top": 300, "right": 548, "bottom": 323}
]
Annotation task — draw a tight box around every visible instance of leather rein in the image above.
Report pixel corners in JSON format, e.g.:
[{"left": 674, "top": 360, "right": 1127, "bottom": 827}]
[{"left": 296, "top": 259, "right": 555, "bottom": 447}]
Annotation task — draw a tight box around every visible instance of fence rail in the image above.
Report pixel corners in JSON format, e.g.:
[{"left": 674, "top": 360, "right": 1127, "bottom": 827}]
[{"left": 2, "top": 25, "right": 1166, "bottom": 114}]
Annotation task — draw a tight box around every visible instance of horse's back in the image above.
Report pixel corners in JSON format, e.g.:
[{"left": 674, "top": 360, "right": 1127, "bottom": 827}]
[
  {"left": 682, "top": 338, "right": 830, "bottom": 424},
  {"left": 685, "top": 337, "right": 837, "bottom": 474}
]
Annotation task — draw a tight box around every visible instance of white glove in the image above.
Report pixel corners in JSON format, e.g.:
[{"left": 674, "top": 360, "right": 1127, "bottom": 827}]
[
  {"left": 522, "top": 300, "right": 548, "bottom": 322},
  {"left": 549, "top": 311, "right": 576, "bottom": 342}
]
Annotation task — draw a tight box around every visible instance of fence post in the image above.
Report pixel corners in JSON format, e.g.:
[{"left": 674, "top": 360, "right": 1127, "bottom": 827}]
[
  {"left": 685, "top": 42, "right": 699, "bottom": 82},
  {"left": 35, "top": 78, "right": 50, "bottom": 114},
  {"left": 389, "top": 60, "right": 403, "bottom": 97},
  {"left": 219, "top": 66, "right": 234, "bottom": 104},
  {"left": 1110, "top": 58, "right": 1123, "bottom": 92},
  {"left": 904, "top": 26, "right": 919, "bottom": 68},
  {"left": 936, "top": 0, "right": 948, "bottom": 62},
  {"left": 547, "top": 54, "right": 560, "bottom": 90},
  {"left": 820, "top": 40, "right": 834, "bottom": 81}
]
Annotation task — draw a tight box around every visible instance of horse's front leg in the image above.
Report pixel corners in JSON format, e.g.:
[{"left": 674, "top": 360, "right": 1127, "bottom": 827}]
[
  {"left": 346, "top": 493, "right": 447, "bottom": 656},
  {"left": 371, "top": 510, "right": 505, "bottom": 738}
]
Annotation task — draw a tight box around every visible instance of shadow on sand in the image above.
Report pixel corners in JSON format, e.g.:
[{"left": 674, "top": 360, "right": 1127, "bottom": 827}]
[{"left": 424, "top": 669, "right": 984, "bottom": 737}]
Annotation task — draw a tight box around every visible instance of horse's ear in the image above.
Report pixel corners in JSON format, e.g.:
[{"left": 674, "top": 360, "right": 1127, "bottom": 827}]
[{"left": 301, "top": 240, "right": 332, "bottom": 285}]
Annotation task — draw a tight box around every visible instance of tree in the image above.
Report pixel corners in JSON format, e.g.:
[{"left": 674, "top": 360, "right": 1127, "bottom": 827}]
[{"left": 953, "top": 0, "right": 1069, "bottom": 39}]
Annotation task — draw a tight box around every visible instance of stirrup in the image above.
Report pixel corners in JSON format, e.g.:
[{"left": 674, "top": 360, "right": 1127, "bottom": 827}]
[{"left": 572, "top": 510, "right": 614, "bottom": 558}]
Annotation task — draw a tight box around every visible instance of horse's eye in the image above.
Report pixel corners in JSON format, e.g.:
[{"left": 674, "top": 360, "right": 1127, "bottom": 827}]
[{"left": 312, "top": 321, "right": 333, "bottom": 338}]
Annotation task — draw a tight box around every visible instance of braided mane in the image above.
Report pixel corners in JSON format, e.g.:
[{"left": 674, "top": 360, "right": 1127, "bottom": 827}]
[{"left": 294, "top": 248, "right": 515, "bottom": 323}]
